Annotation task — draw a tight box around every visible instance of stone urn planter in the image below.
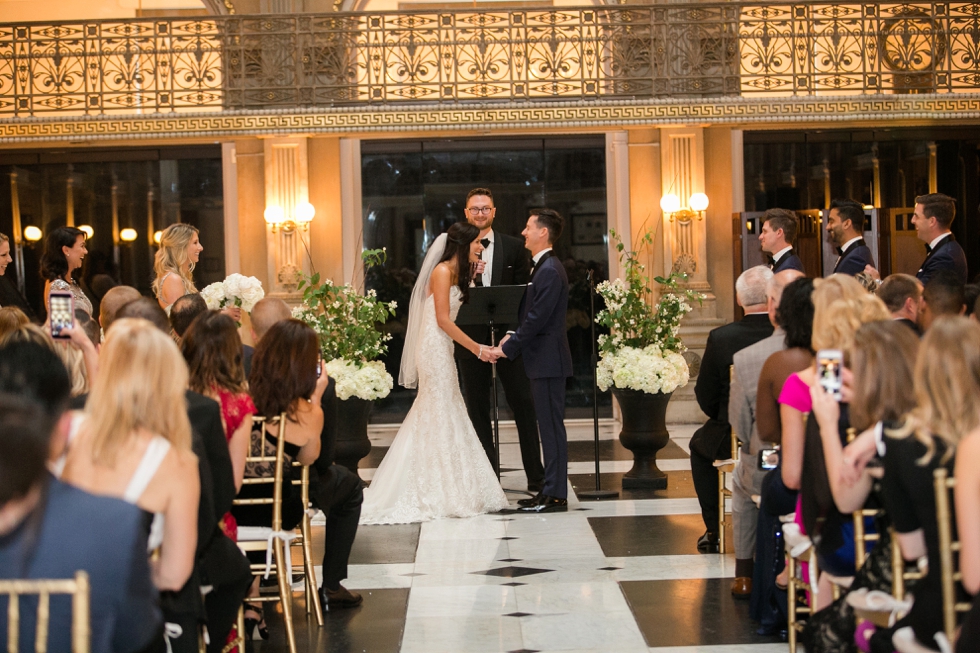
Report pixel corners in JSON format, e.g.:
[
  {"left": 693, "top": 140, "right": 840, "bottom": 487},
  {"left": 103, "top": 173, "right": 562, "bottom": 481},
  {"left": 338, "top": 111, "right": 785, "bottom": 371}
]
[
  {"left": 333, "top": 396, "right": 373, "bottom": 474},
  {"left": 613, "top": 388, "right": 673, "bottom": 490}
]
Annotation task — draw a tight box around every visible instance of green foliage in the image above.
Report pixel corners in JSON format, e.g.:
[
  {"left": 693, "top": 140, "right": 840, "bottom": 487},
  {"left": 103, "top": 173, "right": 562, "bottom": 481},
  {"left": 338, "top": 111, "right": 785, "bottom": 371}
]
[
  {"left": 295, "top": 248, "right": 397, "bottom": 365},
  {"left": 594, "top": 229, "right": 704, "bottom": 356}
]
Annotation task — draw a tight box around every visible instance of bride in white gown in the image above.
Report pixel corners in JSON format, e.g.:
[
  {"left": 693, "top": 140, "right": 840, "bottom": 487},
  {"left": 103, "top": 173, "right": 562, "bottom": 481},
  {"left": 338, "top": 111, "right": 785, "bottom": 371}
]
[{"left": 360, "top": 222, "right": 510, "bottom": 524}]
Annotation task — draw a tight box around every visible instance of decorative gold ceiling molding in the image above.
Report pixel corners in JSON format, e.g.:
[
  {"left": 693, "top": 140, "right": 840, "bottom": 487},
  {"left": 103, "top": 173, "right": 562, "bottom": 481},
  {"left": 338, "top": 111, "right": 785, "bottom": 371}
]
[{"left": 2, "top": 95, "right": 980, "bottom": 144}]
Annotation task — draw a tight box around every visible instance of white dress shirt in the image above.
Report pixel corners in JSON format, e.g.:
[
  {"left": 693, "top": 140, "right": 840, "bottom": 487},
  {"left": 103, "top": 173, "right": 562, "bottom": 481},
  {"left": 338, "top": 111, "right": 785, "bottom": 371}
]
[
  {"left": 840, "top": 236, "right": 862, "bottom": 253},
  {"left": 480, "top": 230, "right": 495, "bottom": 287},
  {"left": 772, "top": 245, "right": 792, "bottom": 263}
]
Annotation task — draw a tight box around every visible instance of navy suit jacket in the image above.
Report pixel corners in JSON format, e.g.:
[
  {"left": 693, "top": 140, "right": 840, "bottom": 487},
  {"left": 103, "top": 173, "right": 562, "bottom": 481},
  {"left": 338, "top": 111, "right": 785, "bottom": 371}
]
[
  {"left": 501, "top": 252, "right": 573, "bottom": 379},
  {"left": 0, "top": 476, "right": 161, "bottom": 653},
  {"left": 916, "top": 234, "right": 969, "bottom": 284},
  {"left": 833, "top": 239, "right": 876, "bottom": 275},
  {"left": 771, "top": 249, "right": 805, "bottom": 273}
]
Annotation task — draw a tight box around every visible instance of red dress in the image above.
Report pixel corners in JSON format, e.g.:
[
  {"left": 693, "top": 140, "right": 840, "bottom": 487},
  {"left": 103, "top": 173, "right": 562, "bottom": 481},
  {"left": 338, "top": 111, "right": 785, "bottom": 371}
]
[{"left": 215, "top": 387, "right": 256, "bottom": 542}]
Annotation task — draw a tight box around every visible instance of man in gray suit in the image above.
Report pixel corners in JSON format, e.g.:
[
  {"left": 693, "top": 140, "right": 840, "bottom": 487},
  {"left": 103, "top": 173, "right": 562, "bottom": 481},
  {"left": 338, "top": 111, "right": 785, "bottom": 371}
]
[{"left": 727, "top": 268, "right": 804, "bottom": 598}]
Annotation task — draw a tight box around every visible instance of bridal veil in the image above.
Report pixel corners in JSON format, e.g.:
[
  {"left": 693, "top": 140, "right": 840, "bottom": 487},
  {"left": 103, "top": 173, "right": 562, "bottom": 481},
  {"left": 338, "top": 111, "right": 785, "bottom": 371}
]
[{"left": 398, "top": 232, "right": 447, "bottom": 389}]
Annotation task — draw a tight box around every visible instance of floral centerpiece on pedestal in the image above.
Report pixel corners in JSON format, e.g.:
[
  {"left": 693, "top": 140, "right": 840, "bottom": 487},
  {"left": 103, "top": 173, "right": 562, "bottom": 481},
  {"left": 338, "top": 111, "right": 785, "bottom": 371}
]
[
  {"left": 292, "top": 249, "right": 397, "bottom": 472},
  {"left": 594, "top": 230, "right": 704, "bottom": 489}
]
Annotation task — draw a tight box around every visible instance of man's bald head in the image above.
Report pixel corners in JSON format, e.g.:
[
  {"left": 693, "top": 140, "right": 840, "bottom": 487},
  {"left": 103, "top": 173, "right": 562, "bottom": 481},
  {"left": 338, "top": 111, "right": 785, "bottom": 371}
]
[
  {"left": 99, "top": 285, "right": 142, "bottom": 333},
  {"left": 250, "top": 297, "right": 292, "bottom": 342},
  {"left": 766, "top": 269, "right": 805, "bottom": 327}
]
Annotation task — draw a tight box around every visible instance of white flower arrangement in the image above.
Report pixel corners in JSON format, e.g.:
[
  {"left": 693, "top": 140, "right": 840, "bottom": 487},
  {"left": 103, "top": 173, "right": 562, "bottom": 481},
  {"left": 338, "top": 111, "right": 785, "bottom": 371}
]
[
  {"left": 201, "top": 273, "right": 265, "bottom": 313},
  {"left": 595, "top": 230, "right": 704, "bottom": 396},
  {"left": 324, "top": 358, "right": 393, "bottom": 401}
]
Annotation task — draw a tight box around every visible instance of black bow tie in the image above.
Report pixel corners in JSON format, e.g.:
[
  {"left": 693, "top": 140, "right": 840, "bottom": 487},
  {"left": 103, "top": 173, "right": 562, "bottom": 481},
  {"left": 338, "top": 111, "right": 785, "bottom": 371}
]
[
  {"left": 480, "top": 238, "right": 490, "bottom": 250},
  {"left": 925, "top": 243, "right": 932, "bottom": 254},
  {"left": 836, "top": 246, "right": 844, "bottom": 256}
]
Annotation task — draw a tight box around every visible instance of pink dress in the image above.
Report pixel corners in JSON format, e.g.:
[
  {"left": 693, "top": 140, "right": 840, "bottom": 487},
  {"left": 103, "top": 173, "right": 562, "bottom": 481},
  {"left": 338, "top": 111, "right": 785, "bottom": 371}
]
[
  {"left": 215, "top": 387, "right": 256, "bottom": 542},
  {"left": 778, "top": 371, "right": 813, "bottom": 582}
]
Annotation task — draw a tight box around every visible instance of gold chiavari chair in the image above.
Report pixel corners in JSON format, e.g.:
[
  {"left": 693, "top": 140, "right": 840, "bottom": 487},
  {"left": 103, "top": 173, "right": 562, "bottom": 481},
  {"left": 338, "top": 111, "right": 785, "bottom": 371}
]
[
  {"left": 289, "top": 460, "right": 323, "bottom": 625},
  {"left": 714, "top": 365, "right": 739, "bottom": 554},
  {"left": 783, "top": 515, "right": 816, "bottom": 653},
  {"left": 934, "top": 467, "right": 971, "bottom": 643},
  {"left": 0, "top": 570, "right": 90, "bottom": 653},
  {"left": 890, "top": 529, "right": 925, "bottom": 601},
  {"left": 219, "top": 607, "right": 245, "bottom": 653}
]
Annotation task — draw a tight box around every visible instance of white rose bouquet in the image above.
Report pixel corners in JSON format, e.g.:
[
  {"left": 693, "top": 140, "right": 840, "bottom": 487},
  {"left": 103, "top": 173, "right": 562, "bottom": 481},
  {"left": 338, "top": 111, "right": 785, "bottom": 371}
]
[
  {"left": 201, "top": 273, "right": 265, "bottom": 326},
  {"left": 324, "top": 359, "right": 394, "bottom": 401},
  {"left": 595, "top": 230, "right": 704, "bottom": 395}
]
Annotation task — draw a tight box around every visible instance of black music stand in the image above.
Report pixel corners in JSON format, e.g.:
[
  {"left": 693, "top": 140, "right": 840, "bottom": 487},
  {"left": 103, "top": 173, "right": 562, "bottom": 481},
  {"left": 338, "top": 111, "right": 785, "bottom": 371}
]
[{"left": 455, "top": 284, "right": 527, "bottom": 481}]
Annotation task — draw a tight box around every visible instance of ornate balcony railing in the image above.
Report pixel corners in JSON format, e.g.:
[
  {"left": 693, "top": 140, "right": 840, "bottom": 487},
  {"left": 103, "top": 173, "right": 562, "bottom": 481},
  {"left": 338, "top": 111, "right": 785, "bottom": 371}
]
[{"left": 1, "top": 2, "right": 979, "bottom": 116}]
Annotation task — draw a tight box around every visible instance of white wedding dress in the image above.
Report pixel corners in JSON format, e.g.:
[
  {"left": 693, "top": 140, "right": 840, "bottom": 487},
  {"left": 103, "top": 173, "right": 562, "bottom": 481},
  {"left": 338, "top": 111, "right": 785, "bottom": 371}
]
[{"left": 359, "top": 285, "right": 510, "bottom": 525}]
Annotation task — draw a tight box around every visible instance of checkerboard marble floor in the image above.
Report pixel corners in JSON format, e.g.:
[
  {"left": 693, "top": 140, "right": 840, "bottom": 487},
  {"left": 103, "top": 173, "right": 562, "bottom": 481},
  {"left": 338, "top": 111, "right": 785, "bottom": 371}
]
[{"left": 251, "top": 420, "right": 787, "bottom": 653}]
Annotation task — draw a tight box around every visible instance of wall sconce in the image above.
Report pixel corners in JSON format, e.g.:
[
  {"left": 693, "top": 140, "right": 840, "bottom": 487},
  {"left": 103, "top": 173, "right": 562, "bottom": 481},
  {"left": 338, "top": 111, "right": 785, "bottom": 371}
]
[
  {"left": 660, "top": 192, "right": 709, "bottom": 222},
  {"left": 78, "top": 225, "right": 94, "bottom": 239},
  {"left": 24, "top": 226, "right": 42, "bottom": 242},
  {"left": 153, "top": 230, "right": 163, "bottom": 245},
  {"left": 265, "top": 202, "right": 315, "bottom": 233},
  {"left": 120, "top": 228, "right": 138, "bottom": 242}
]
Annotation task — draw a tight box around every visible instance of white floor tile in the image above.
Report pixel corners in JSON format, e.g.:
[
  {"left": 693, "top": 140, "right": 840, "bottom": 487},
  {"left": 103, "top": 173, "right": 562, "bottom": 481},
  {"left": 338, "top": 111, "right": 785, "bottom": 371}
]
[
  {"left": 406, "top": 584, "right": 518, "bottom": 617},
  {"left": 399, "top": 615, "right": 524, "bottom": 653}
]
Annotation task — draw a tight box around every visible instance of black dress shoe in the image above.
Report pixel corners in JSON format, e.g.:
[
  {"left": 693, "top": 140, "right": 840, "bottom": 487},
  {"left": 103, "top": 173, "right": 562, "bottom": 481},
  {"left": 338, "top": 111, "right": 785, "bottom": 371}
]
[
  {"left": 696, "top": 530, "right": 720, "bottom": 553},
  {"left": 320, "top": 584, "right": 363, "bottom": 610},
  {"left": 518, "top": 495, "right": 568, "bottom": 513},
  {"left": 517, "top": 492, "right": 542, "bottom": 507}
]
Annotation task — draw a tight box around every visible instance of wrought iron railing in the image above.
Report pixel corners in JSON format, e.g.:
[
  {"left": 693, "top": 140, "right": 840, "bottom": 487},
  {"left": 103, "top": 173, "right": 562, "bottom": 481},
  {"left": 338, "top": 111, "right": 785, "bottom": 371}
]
[{"left": 1, "top": 2, "right": 979, "bottom": 116}]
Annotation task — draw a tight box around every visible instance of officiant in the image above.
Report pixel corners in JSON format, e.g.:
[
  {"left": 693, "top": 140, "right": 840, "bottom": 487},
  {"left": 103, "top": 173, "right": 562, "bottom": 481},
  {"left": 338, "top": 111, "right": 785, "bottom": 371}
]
[{"left": 455, "top": 188, "right": 545, "bottom": 493}]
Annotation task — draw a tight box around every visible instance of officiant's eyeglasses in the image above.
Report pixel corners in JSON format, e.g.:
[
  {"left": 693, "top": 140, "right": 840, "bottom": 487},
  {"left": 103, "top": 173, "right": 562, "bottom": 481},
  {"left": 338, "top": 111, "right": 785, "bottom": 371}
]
[{"left": 466, "top": 207, "right": 494, "bottom": 215}]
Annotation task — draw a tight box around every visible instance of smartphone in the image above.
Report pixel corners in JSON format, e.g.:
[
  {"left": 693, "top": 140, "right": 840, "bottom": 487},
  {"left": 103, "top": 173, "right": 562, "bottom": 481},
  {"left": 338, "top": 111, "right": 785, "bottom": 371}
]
[
  {"left": 758, "top": 447, "right": 780, "bottom": 470},
  {"left": 816, "top": 348, "right": 844, "bottom": 401},
  {"left": 316, "top": 360, "right": 323, "bottom": 378},
  {"left": 49, "top": 291, "right": 74, "bottom": 339}
]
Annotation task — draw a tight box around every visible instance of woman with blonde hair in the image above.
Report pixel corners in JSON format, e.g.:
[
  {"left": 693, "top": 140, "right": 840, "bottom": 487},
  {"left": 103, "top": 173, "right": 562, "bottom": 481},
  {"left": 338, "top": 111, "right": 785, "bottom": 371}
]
[
  {"left": 153, "top": 223, "right": 202, "bottom": 313},
  {"left": 0, "top": 306, "right": 29, "bottom": 340},
  {"left": 61, "top": 318, "right": 200, "bottom": 595}
]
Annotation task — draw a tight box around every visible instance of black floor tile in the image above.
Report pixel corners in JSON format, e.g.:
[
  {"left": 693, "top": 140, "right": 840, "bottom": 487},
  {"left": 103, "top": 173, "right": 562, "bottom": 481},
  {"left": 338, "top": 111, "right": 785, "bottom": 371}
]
[
  {"left": 621, "top": 578, "right": 780, "bottom": 647},
  {"left": 348, "top": 523, "right": 420, "bottom": 565},
  {"left": 587, "top": 513, "right": 730, "bottom": 556},
  {"left": 251, "top": 587, "right": 409, "bottom": 653},
  {"left": 571, "top": 468, "right": 696, "bottom": 501},
  {"left": 567, "top": 438, "right": 688, "bottom": 463},
  {"left": 473, "top": 565, "right": 554, "bottom": 578}
]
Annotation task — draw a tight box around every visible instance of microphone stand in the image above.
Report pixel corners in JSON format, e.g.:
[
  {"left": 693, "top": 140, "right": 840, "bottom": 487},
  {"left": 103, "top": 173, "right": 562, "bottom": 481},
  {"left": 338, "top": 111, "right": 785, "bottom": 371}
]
[{"left": 577, "top": 269, "right": 618, "bottom": 500}]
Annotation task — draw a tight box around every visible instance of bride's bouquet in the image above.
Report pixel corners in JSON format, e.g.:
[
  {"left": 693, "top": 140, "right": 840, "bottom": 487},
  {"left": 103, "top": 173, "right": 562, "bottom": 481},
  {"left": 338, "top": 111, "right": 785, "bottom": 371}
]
[
  {"left": 594, "top": 230, "right": 703, "bottom": 396},
  {"left": 201, "top": 273, "right": 265, "bottom": 320},
  {"left": 293, "top": 248, "right": 397, "bottom": 402}
]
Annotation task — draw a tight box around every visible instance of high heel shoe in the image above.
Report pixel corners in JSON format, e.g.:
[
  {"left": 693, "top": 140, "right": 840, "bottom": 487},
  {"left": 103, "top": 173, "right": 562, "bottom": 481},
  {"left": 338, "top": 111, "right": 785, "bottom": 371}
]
[{"left": 243, "top": 604, "right": 269, "bottom": 641}]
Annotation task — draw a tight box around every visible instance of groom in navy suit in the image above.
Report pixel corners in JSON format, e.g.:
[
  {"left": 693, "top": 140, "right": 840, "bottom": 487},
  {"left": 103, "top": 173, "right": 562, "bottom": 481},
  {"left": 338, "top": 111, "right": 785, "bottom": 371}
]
[{"left": 493, "top": 209, "right": 573, "bottom": 513}]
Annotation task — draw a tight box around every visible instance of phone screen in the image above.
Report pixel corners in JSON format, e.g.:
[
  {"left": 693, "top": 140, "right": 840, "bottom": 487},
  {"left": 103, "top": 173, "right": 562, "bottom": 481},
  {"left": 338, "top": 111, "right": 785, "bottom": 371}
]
[
  {"left": 49, "top": 293, "right": 74, "bottom": 339},
  {"left": 817, "top": 349, "right": 844, "bottom": 401},
  {"left": 758, "top": 448, "right": 779, "bottom": 470}
]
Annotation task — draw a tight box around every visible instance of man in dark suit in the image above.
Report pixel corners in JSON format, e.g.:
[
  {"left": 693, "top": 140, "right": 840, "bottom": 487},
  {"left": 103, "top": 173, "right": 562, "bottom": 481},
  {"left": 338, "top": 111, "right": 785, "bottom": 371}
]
[
  {"left": 455, "top": 188, "right": 545, "bottom": 492},
  {"left": 912, "top": 193, "right": 969, "bottom": 284},
  {"left": 689, "top": 266, "right": 776, "bottom": 553},
  {"left": 878, "top": 273, "right": 923, "bottom": 335},
  {"left": 495, "top": 209, "right": 573, "bottom": 514},
  {"left": 1, "top": 342, "right": 161, "bottom": 653},
  {"left": 826, "top": 199, "right": 876, "bottom": 276},
  {"left": 759, "top": 208, "right": 805, "bottom": 273}
]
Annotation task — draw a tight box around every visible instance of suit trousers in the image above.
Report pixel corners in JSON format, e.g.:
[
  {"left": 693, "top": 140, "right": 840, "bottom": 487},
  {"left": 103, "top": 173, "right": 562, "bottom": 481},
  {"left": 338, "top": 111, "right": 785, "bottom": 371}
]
[
  {"left": 529, "top": 376, "right": 568, "bottom": 499},
  {"left": 690, "top": 448, "right": 720, "bottom": 533},
  {"left": 457, "top": 352, "right": 544, "bottom": 485},
  {"left": 732, "top": 452, "right": 768, "bottom": 560},
  {"left": 310, "top": 463, "right": 364, "bottom": 590}
]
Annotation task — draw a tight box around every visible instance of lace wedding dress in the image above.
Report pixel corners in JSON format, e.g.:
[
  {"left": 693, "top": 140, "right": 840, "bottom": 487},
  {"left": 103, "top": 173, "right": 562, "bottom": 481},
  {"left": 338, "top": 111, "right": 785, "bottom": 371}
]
[{"left": 359, "top": 285, "right": 510, "bottom": 525}]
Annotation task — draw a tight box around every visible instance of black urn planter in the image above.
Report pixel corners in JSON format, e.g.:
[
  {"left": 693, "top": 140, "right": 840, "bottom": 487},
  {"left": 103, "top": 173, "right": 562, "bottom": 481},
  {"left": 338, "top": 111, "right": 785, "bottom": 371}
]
[
  {"left": 334, "top": 396, "right": 373, "bottom": 474},
  {"left": 613, "top": 388, "right": 673, "bottom": 490}
]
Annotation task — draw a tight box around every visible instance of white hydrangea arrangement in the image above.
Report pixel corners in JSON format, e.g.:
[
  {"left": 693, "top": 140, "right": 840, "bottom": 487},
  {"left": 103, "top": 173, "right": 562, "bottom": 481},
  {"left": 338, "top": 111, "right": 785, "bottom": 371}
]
[
  {"left": 201, "top": 273, "right": 265, "bottom": 325},
  {"left": 595, "top": 230, "right": 704, "bottom": 395},
  {"left": 294, "top": 249, "right": 397, "bottom": 402}
]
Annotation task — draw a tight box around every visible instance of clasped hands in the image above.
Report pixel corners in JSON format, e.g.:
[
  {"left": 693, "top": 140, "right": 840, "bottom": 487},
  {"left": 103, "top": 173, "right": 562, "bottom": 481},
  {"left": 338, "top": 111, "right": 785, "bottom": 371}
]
[{"left": 477, "top": 334, "right": 510, "bottom": 363}]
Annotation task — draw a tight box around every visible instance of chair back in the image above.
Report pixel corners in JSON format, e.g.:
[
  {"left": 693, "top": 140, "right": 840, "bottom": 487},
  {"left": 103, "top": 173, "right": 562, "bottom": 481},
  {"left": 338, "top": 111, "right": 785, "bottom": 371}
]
[
  {"left": 0, "top": 570, "right": 90, "bottom": 653},
  {"left": 852, "top": 508, "right": 881, "bottom": 569},
  {"left": 934, "top": 467, "right": 970, "bottom": 642},
  {"left": 236, "top": 413, "right": 289, "bottom": 531}
]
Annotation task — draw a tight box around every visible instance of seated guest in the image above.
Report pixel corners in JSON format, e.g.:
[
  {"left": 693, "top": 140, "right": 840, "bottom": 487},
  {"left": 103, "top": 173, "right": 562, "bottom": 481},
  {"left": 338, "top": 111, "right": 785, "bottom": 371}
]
[
  {"left": 690, "top": 266, "right": 775, "bottom": 553},
  {"left": 244, "top": 297, "right": 292, "bottom": 377},
  {"left": 99, "top": 285, "right": 141, "bottom": 335},
  {"left": 61, "top": 319, "right": 201, "bottom": 652},
  {"left": 116, "top": 296, "right": 173, "bottom": 333},
  {"left": 919, "top": 270, "right": 966, "bottom": 331},
  {"left": 170, "top": 293, "right": 208, "bottom": 341},
  {"left": 0, "top": 305, "right": 29, "bottom": 340},
  {"left": 728, "top": 269, "right": 803, "bottom": 597},
  {"left": 867, "top": 317, "right": 980, "bottom": 652},
  {"left": 955, "top": 397, "right": 980, "bottom": 652},
  {"left": 964, "top": 283, "right": 979, "bottom": 318},
  {"left": 877, "top": 273, "right": 923, "bottom": 335},
  {"left": 50, "top": 309, "right": 102, "bottom": 397},
  {"left": 0, "top": 342, "right": 161, "bottom": 653}
]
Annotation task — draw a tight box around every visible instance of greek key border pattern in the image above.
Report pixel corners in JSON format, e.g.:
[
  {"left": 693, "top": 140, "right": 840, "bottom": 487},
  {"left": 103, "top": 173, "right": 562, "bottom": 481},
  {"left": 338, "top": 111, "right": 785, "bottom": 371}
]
[{"left": 2, "top": 95, "right": 979, "bottom": 143}]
